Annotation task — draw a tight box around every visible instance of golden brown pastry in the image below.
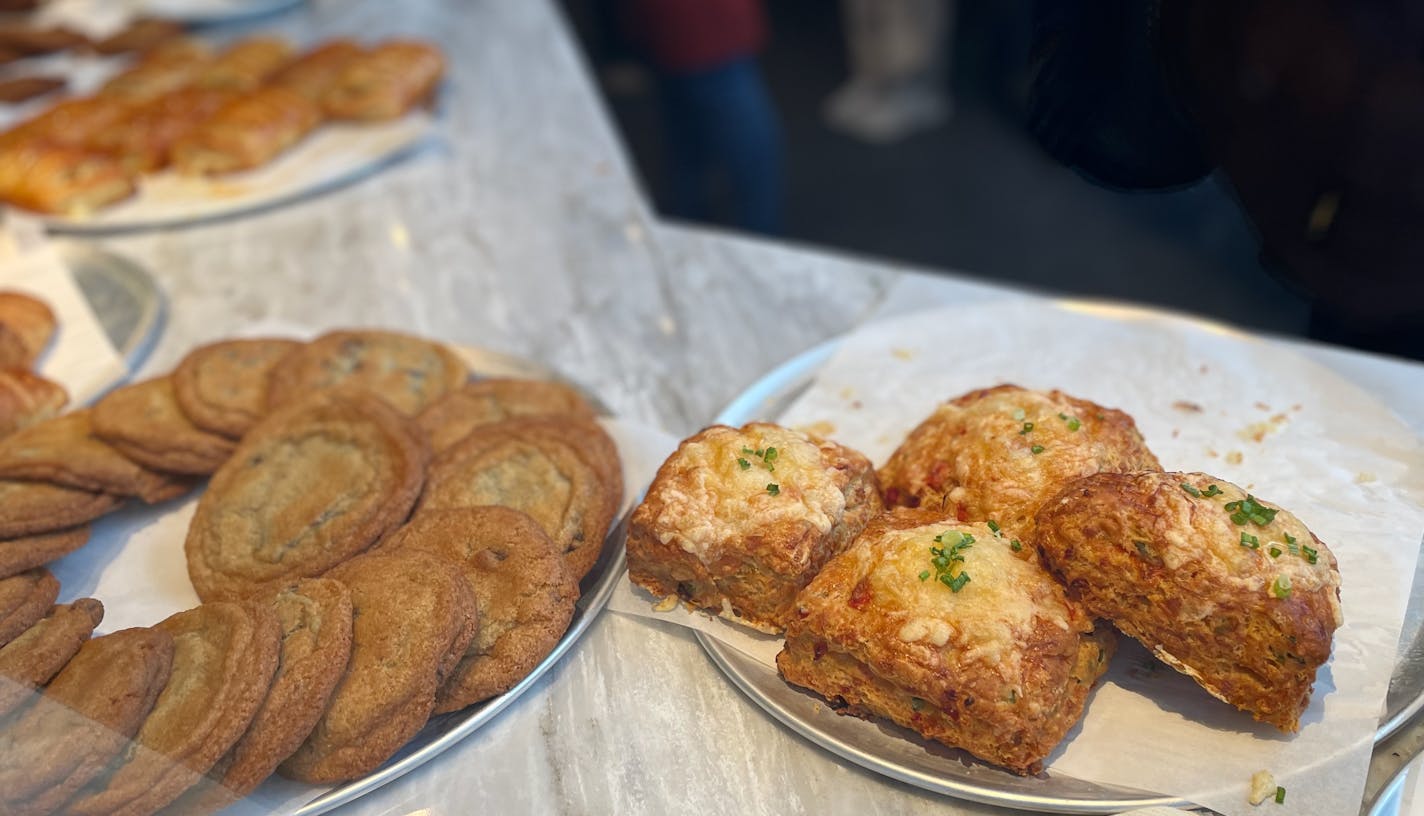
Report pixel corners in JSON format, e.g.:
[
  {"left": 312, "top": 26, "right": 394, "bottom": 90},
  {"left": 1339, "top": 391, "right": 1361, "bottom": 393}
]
[
  {"left": 323, "top": 39, "right": 444, "bottom": 121},
  {"left": 170, "top": 85, "right": 321, "bottom": 176},
  {"left": 1, "top": 96, "right": 136, "bottom": 149},
  {"left": 88, "top": 86, "right": 241, "bottom": 173},
  {"left": 0, "top": 368, "right": 65, "bottom": 437},
  {"left": 269, "top": 39, "right": 364, "bottom": 104},
  {"left": 778, "top": 511, "right": 1115, "bottom": 774},
  {"left": 0, "top": 142, "right": 136, "bottom": 215},
  {"left": 1034, "top": 471, "right": 1343, "bottom": 732},
  {"left": 628, "top": 422, "right": 881, "bottom": 632},
  {"left": 879, "top": 384, "right": 1160, "bottom": 547},
  {"left": 100, "top": 37, "right": 214, "bottom": 101},
  {"left": 192, "top": 35, "right": 294, "bottom": 91}
]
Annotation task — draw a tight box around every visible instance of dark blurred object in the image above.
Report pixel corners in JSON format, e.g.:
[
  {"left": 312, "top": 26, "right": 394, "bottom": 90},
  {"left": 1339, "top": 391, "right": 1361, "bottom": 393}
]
[
  {"left": 0, "top": 75, "right": 64, "bottom": 104},
  {"left": 0, "top": 0, "right": 41, "bottom": 12},
  {"left": 0, "top": 22, "right": 85, "bottom": 55},
  {"left": 1029, "top": 0, "right": 1424, "bottom": 360},
  {"left": 621, "top": 0, "right": 784, "bottom": 233},
  {"left": 93, "top": 19, "right": 186, "bottom": 56}
]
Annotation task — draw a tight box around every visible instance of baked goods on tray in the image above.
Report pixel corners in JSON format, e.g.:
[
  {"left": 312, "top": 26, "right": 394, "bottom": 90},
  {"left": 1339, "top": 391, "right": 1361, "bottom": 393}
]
[
  {"left": 380, "top": 506, "right": 579, "bottom": 711},
  {"left": 0, "top": 367, "right": 67, "bottom": 438},
  {"left": 417, "top": 377, "right": 597, "bottom": 454},
  {"left": 778, "top": 512, "right": 1116, "bottom": 774},
  {"left": 267, "top": 329, "right": 470, "bottom": 416},
  {"left": 628, "top": 421, "right": 881, "bottom": 632},
  {"left": 419, "top": 416, "right": 622, "bottom": 580},
  {"left": 1035, "top": 471, "right": 1343, "bottom": 732},
  {"left": 0, "top": 326, "right": 621, "bottom": 806},
  {"left": 0, "top": 35, "right": 445, "bottom": 215},
  {"left": 0, "top": 597, "right": 102, "bottom": 717},
  {"left": 185, "top": 388, "right": 428, "bottom": 601},
  {"left": 0, "top": 626, "right": 174, "bottom": 816},
  {"left": 171, "top": 85, "right": 322, "bottom": 176},
  {"left": 323, "top": 39, "right": 445, "bottom": 121},
  {"left": 61, "top": 601, "right": 281, "bottom": 816},
  {"left": 280, "top": 549, "right": 478, "bottom": 783},
  {"left": 878, "top": 384, "right": 1160, "bottom": 544}
]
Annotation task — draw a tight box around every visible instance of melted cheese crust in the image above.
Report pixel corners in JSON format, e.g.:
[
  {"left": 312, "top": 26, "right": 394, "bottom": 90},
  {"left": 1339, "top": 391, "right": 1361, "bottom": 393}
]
[
  {"left": 794, "top": 512, "right": 1093, "bottom": 691},
  {"left": 879, "top": 385, "right": 1160, "bottom": 536},
  {"left": 642, "top": 423, "right": 850, "bottom": 564}
]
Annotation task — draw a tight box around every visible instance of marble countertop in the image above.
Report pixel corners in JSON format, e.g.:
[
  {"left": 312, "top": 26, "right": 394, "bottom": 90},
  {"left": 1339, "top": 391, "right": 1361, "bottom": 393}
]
[{"left": 64, "top": 0, "right": 1424, "bottom": 814}]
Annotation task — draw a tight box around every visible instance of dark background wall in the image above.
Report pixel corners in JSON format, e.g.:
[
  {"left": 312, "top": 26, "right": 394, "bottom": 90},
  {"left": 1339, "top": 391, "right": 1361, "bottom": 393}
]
[{"left": 563, "top": 1, "right": 1315, "bottom": 339}]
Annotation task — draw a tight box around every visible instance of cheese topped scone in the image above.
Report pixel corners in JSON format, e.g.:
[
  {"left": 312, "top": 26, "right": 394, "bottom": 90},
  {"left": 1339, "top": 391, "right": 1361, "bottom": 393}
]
[
  {"left": 879, "top": 384, "right": 1160, "bottom": 548},
  {"left": 1034, "top": 471, "right": 1342, "bottom": 732},
  {"left": 627, "top": 422, "right": 881, "bottom": 632},
  {"left": 778, "top": 511, "right": 1115, "bottom": 774}
]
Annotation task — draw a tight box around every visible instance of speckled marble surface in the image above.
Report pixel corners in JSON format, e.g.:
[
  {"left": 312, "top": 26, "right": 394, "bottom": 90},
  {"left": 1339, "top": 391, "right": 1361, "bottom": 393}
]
[{"left": 61, "top": 1, "right": 1424, "bottom": 814}]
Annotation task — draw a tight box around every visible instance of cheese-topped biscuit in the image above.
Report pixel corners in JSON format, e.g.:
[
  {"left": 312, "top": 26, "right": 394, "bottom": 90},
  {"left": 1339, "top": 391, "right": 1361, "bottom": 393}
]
[
  {"left": 778, "top": 511, "right": 1114, "bottom": 774},
  {"left": 628, "top": 422, "right": 881, "bottom": 632},
  {"left": 879, "top": 384, "right": 1160, "bottom": 546},
  {"left": 1035, "top": 471, "right": 1342, "bottom": 732}
]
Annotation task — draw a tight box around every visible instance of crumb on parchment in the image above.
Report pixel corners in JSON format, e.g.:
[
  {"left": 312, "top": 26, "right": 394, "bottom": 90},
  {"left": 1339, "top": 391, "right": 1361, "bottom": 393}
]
[
  {"left": 652, "top": 595, "right": 679, "bottom": 613},
  {"left": 1226, "top": 451, "right": 1243, "bottom": 465},
  {"left": 1173, "top": 400, "right": 1204, "bottom": 413},
  {"left": 1356, "top": 472, "right": 1378, "bottom": 484},
  {"left": 1248, "top": 770, "right": 1276, "bottom": 805},
  {"left": 798, "top": 421, "right": 837, "bottom": 439},
  {"left": 891, "top": 348, "right": 916, "bottom": 361}
]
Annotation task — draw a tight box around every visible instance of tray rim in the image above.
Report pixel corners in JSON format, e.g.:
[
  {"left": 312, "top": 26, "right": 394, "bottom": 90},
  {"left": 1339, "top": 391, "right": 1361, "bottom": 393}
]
[
  {"left": 289, "top": 343, "right": 624, "bottom": 815},
  {"left": 705, "top": 297, "right": 1424, "bottom": 814}
]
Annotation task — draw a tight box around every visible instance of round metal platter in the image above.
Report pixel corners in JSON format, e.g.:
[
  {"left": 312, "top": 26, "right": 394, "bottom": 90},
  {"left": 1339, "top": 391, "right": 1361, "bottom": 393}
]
[
  {"left": 706, "top": 302, "right": 1424, "bottom": 815},
  {"left": 62, "top": 241, "right": 165, "bottom": 379}
]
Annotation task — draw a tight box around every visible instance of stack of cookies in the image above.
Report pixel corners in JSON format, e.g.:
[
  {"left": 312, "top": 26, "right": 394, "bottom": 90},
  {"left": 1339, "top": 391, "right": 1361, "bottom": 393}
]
[
  {"left": 0, "top": 327, "right": 625, "bottom": 813},
  {"left": 628, "top": 384, "right": 1342, "bottom": 775},
  {"left": 0, "top": 290, "right": 67, "bottom": 439}
]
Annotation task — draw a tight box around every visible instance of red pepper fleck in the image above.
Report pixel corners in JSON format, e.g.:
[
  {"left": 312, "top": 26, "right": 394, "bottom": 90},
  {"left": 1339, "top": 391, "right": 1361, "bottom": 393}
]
[
  {"left": 813, "top": 641, "right": 828, "bottom": 660},
  {"left": 848, "top": 578, "right": 873, "bottom": 610},
  {"left": 926, "top": 460, "right": 952, "bottom": 490},
  {"left": 884, "top": 486, "right": 901, "bottom": 506},
  {"left": 955, "top": 502, "right": 968, "bottom": 522}
]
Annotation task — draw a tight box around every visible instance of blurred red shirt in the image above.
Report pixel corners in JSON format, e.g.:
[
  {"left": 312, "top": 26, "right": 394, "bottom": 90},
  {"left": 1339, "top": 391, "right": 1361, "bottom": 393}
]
[{"left": 624, "top": 0, "right": 768, "bottom": 73}]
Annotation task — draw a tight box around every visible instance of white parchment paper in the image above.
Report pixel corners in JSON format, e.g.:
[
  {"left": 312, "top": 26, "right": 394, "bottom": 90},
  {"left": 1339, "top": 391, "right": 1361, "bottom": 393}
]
[
  {"left": 0, "top": 243, "right": 127, "bottom": 404},
  {"left": 44, "top": 413, "right": 675, "bottom": 815},
  {"left": 612, "top": 300, "right": 1424, "bottom": 816}
]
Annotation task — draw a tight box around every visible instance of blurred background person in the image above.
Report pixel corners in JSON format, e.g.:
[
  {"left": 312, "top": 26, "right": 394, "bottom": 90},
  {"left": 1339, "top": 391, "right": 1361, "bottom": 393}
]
[
  {"left": 620, "top": 0, "right": 784, "bottom": 234},
  {"left": 825, "top": 0, "right": 956, "bottom": 143}
]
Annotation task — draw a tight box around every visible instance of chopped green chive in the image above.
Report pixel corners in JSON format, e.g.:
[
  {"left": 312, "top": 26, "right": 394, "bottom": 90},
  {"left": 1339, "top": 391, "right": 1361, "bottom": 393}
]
[
  {"left": 1057, "top": 413, "right": 1081, "bottom": 431},
  {"left": 1241, "top": 532, "right": 1259, "bottom": 549},
  {"left": 1301, "top": 544, "right": 1318, "bottom": 565},
  {"left": 1268, "top": 546, "right": 1282, "bottom": 558},
  {"left": 1019, "top": 421, "right": 1034, "bottom": 435},
  {"left": 928, "top": 531, "right": 974, "bottom": 592},
  {"left": 1271, "top": 575, "right": 1292, "bottom": 599},
  {"left": 737, "top": 457, "right": 751, "bottom": 470},
  {"left": 1201, "top": 484, "right": 1223, "bottom": 497},
  {"left": 918, "top": 570, "right": 930, "bottom": 581},
  {"left": 1010, "top": 539, "right": 1022, "bottom": 552},
  {"left": 763, "top": 447, "right": 777, "bottom": 471},
  {"left": 1180, "top": 483, "right": 1202, "bottom": 497},
  {"left": 910, "top": 697, "right": 925, "bottom": 711},
  {"left": 1030, "top": 444, "right": 1045, "bottom": 455},
  {"left": 766, "top": 483, "right": 780, "bottom": 496},
  {"left": 987, "top": 520, "right": 1001, "bottom": 537},
  {"left": 1224, "top": 496, "right": 1278, "bottom": 526},
  {"left": 1274, "top": 786, "right": 1285, "bottom": 804}
]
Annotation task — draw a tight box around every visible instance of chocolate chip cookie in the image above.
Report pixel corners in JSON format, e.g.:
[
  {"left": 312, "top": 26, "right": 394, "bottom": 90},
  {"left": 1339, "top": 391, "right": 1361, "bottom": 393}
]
[
  {"left": 266, "top": 329, "right": 469, "bottom": 416},
  {"left": 173, "top": 338, "right": 302, "bottom": 439}
]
